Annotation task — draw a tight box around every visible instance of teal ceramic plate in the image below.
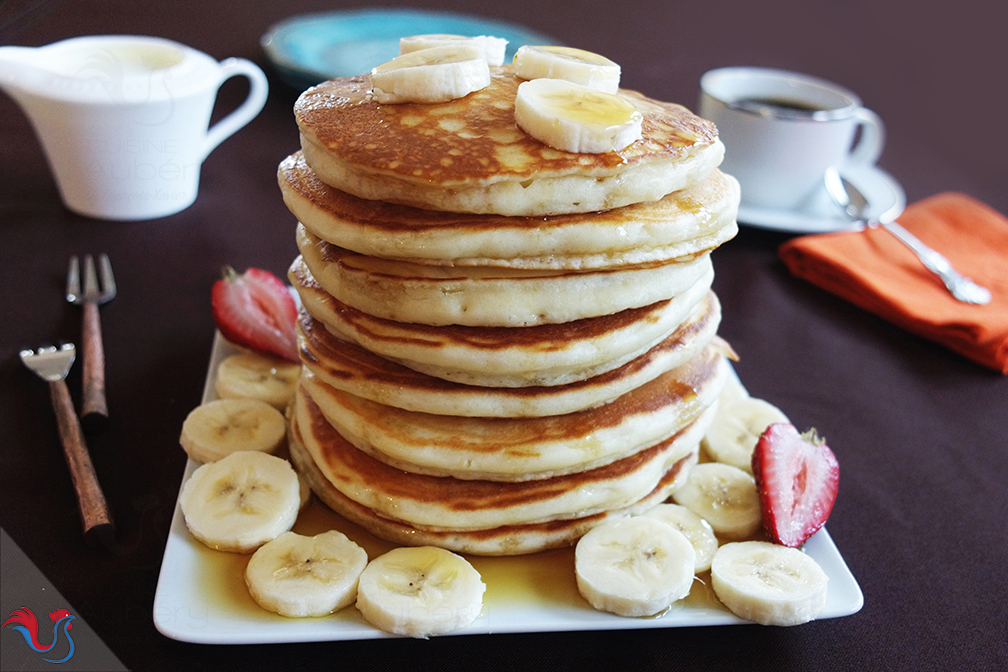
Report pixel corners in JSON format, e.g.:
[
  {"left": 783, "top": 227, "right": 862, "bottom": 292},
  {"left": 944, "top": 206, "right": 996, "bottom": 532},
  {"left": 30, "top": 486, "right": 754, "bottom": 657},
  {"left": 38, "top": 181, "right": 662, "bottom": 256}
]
[{"left": 261, "top": 8, "right": 557, "bottom": 90}]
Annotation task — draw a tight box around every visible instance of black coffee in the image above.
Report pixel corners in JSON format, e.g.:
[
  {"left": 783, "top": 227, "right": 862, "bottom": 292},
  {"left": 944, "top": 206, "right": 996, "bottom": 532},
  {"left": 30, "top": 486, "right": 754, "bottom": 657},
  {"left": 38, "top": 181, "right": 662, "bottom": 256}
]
[{"left": 735, "top": 96, "right": 829, "bottom": 115}]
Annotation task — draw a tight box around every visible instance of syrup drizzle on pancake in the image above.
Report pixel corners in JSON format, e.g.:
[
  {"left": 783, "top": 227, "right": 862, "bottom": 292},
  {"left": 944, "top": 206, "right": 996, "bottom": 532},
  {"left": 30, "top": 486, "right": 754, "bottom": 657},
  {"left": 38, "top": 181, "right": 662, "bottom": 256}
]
[{"left": 295, "top": 67, "right": 717, "bottom": 187}]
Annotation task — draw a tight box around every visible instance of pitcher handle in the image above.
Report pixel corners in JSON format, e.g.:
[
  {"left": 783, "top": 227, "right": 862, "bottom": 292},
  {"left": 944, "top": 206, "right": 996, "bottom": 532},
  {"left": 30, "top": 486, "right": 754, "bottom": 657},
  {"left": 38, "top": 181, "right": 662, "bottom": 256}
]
[{"left": 201, "top": 57, "right": 268, "bottom": 161}]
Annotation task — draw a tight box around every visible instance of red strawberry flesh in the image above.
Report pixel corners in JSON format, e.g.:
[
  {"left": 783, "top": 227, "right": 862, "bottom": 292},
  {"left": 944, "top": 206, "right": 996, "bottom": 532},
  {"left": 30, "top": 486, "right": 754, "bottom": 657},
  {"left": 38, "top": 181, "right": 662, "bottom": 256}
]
[
  {"left": 211, "top": 266, "right": 299, "bottom": 361},
  {"left": 752, "top": 423, "right": 839, "bottom": 548}
]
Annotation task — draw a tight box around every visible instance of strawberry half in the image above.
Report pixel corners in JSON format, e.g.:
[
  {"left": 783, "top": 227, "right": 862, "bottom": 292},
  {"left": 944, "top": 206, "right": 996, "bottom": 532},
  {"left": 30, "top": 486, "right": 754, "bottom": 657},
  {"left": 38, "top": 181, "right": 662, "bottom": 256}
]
[
  {"left": 751, "top": 423, "right": 839, "bottom": 548},
  {"left": 211, "top": 266, "right": 299, "bottom": 362}
]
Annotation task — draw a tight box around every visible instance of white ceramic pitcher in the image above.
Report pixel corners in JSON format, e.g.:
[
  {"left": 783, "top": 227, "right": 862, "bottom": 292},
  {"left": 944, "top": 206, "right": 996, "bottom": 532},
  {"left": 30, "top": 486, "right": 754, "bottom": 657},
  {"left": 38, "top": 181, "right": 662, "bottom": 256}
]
[{"left": 0, "top": 35, "right": 268, "bottom": 220}]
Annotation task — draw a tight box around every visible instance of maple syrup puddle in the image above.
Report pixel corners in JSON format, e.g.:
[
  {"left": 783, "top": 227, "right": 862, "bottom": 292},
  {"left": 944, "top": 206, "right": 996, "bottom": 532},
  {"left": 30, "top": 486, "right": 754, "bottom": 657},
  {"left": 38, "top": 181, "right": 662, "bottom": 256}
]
[{"left": 193, "top": 498, "right": 730, "bottom": 627}]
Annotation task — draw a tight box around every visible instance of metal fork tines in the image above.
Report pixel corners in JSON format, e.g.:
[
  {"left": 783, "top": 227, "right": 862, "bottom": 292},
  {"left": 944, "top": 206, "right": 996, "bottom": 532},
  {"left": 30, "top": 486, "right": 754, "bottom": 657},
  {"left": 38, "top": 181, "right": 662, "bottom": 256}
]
[
  {"left": 20, "top": 344, "right": 115, "bottom": 547},
  {"left": 67, "top": 254, "right": 116, "bottom": 432}
]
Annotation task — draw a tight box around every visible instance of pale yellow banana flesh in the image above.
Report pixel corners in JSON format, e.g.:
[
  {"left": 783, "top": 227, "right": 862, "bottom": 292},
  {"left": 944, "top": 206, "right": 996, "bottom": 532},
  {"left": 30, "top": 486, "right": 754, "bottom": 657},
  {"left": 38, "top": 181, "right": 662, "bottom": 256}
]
[
  {"left": 179, "top": 451, "right": 301, "bottom": 553},
  {"left": 642, "top": 503, "right": 719, "bottom": 573},
  {"left": 355, "top": 546, "right": 485, "bottom": 637},
  {"left": 370, "top": 45, "right": 490, "bottom": 104},
  {"left": 245, "top": 530, "right": 368, "bottom": 617},
  {"left": 702, "top": 396, "right": 789, "bottom": 473},
  {"left": 215, "top": 351, "right": 301, "bottom": 410},
  {"left": 179, "top": 397, "right": 286, "bottom": 464},
  {"left": 514, "top": 78, "right": 642, "bottom": 153},
  {"left": 400, "top": 34, "right": 507, "bottom": 65},
  {"left": 575, "top": 516, "right": 696, "bottom": 617},
  {"left": 711, "top": 541, "right": 828, "bottom": 626},
  {"left": 671, "top": 462, "right": 763, "bottom": 540},
  {"left": 514, "top": 45, "right": 621, "bottom": 93}
]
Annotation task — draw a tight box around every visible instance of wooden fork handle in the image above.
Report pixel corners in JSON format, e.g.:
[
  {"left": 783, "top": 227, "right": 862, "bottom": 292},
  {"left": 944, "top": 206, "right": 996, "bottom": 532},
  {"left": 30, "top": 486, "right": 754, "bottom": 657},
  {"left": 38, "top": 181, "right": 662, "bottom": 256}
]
[
  {"left": 48, "top": 379, "right": 115, "bottom": 548},
  {"left": 81, "top": 301, "right": 109, "bottom": 433}
]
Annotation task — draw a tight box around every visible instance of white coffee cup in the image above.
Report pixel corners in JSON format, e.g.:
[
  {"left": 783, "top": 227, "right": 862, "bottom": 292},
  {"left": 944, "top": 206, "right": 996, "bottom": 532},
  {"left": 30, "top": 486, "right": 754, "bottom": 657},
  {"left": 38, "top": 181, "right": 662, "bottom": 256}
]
[
  {"left": 698, "top": 67, "right": 884, "bottom": 211},
  {"left": 0, "top": 35, "right": 268, "bottom": 220}
]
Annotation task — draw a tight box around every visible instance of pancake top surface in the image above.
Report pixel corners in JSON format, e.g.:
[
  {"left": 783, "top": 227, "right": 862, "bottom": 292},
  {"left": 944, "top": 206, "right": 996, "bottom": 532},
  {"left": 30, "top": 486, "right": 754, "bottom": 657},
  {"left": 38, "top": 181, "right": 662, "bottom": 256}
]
[{"left": 294, "top": 65, "right": 718, "bottom": 189}]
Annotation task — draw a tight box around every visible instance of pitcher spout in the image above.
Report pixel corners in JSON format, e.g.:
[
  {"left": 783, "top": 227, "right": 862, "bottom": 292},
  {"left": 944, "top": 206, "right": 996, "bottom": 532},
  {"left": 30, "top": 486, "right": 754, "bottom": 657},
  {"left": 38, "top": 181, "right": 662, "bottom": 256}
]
[{"left": 0, "top": 46, "right": 42, "bottom": 97}]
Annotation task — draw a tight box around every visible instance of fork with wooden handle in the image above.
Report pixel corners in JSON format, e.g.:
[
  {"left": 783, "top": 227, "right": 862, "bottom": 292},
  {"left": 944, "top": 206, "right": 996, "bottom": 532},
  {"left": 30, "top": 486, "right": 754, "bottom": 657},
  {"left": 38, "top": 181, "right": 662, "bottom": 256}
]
[
  {"left": 67, "top": 254, "right": 117, "bottom": 432},
  {"left": 19, "top": 344, "right": 115, "bottom": 548}
]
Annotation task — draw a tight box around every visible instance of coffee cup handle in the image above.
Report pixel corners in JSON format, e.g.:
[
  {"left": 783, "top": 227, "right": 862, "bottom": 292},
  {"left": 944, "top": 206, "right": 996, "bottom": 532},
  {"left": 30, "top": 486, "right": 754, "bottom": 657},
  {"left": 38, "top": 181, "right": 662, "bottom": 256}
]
[
  {"left": 200, "top": 58, "right": 269, "bottom": 161},
  {"left": 846, "top": 107, "right": 885, "bottom": 167}
]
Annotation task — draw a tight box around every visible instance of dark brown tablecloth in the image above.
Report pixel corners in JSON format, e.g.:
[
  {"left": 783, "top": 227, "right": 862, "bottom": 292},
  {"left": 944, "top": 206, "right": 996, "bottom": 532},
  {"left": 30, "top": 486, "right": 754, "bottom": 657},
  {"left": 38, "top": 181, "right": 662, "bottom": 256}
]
[{"left": 1, "top": 1, "right": 1005, "bottom": 670}]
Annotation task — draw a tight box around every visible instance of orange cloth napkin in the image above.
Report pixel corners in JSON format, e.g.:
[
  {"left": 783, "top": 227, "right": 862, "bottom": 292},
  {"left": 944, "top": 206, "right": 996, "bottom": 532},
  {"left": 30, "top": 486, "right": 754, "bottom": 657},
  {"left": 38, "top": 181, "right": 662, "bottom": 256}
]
[{"left": 779, "top": 192, "right": 1008, "bottom": 373}]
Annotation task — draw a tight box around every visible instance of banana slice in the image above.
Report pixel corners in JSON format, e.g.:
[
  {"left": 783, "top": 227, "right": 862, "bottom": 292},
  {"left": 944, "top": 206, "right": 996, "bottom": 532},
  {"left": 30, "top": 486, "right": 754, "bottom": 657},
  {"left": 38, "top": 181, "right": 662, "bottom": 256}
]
[
  {"left": 711, "top": 541, "right": 828, "bottom": 626},
  {"left": 672, "top": 462, "right": 762, "bottom": 540},
  {"left": 718, "top": 369, "right": 751, "bottom": 408},
  {"left": 400, "top": 34, "right": 507, "bottom": 65},
  {"left": 513, "top": 45, "right": 621, "bottom": 93},
  {"left": 514, "top": 78, "right": 642, "bottom": 153},
  {"left": 356, "top": 546, "right": 485, "bottom": 638},
  {"left": 179, "top": 397, "right": 287, "bottom": 464},
  {"left": 245, "top": 530, "right": 368, "bottom": 617},
  {"left": 215, "top": 352, "right": 301, "bottom": 410},
  {"left": 703, "top": 396, "right": 790, "bottom": 473},
  {"left": 642, "top": 503, "right": 719, "bottom": 573},
  {"left": 179, "top": 451, "right": 300, "bottom": 552},
  {"left": 575, "top": 517, "right": 696, "bottom": 617},
  {"left": 370, "top": 45, "right": 490, "bottom": 104}
]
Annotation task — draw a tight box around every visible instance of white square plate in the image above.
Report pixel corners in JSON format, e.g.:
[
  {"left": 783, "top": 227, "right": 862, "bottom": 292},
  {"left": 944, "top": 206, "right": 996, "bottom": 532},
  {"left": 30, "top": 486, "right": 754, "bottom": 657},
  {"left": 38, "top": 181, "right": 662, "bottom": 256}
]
[{"left": 153, "top": 333, "right": 863, "bottom": 643}]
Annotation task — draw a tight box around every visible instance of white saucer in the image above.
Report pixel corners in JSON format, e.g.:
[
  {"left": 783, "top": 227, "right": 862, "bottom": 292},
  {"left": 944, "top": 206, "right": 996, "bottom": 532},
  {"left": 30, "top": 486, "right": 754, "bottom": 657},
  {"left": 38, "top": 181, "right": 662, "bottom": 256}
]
[{"left": 737, "top": 164, "right": 905, "bottom": 234}]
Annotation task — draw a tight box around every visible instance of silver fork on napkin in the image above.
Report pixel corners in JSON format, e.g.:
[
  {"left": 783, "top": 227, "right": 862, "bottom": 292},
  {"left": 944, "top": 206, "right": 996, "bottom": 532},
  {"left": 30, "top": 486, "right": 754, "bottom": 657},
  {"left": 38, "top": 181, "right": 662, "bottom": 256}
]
[{"left": 20, "top": 343, "right": 115, "bottom": 547}]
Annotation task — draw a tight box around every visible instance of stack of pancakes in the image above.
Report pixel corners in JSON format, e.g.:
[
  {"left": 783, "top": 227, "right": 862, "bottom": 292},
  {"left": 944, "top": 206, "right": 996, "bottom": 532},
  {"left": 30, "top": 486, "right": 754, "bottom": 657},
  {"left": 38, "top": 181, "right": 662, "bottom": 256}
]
[{"left": 279, "top": 64, "right": 741, "bottom": 555}]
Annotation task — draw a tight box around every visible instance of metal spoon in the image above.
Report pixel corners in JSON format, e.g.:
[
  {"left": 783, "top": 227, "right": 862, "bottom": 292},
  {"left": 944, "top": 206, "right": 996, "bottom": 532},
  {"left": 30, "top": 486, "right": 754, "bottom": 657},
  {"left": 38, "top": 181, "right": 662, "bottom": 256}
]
[{"left": 824, "top": 167, "right": 992, "bottom": 305}]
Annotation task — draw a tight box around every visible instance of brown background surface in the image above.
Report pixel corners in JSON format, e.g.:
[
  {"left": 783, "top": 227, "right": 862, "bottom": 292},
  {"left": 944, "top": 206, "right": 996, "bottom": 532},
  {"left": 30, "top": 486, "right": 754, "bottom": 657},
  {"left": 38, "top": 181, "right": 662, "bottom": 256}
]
[{"left": 1, "top": 1, "right": 1005, "bottom": 670}]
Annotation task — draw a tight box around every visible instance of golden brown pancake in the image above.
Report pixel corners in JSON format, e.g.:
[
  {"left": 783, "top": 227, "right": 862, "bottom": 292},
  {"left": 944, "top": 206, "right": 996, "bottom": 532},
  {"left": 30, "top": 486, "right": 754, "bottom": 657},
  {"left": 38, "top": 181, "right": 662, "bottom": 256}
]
[
  {"left": 300, "top": 343, "right": 727, "bottom": 481},
  {"left": 295, "top": 65, "right": 725, "bottom": 215},
  {"left": 291, "top": 383, "right": 708, "bottom": 531},
  {"left": 296, "top": 292, "right": 724, "bottom": 417},
  {"left": 295, "top": 225, "right": 714, "bottom": 327},
  {"left": 287, "top": 419, "right": 696, "bottom": 556},
  {"left": 280, "top": 151, "right": 739, "bottom": 268},
  {"left": 289, "top": 254, "right": 714, "bottom": 386}
]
